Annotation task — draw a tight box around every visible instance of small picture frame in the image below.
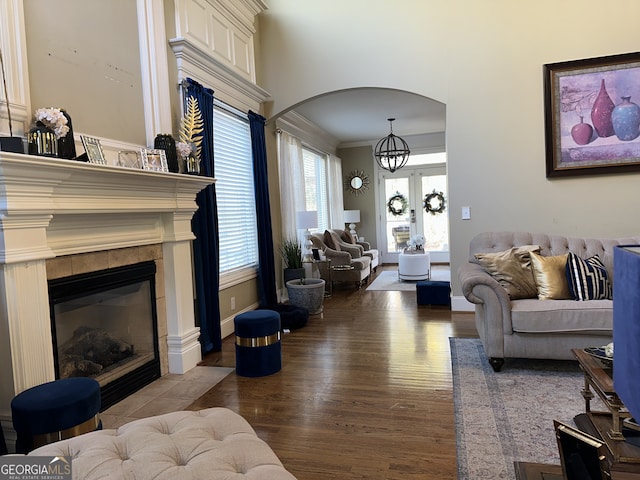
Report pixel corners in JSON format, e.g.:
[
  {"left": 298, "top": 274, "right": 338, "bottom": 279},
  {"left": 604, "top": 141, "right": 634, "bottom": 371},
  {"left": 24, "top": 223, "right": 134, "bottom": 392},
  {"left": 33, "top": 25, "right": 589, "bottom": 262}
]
[
  {"left": 117, "top": 150, "right": 142, "bottom": 169},
  {"left": 80, "top": 135, "right": 106, "bottom": 165},
  {"left": 140, "top": 148, "right": 168, "bottom": 172},
  {"left": 312, "top": 248, "right": 320, "bottom": 260}
]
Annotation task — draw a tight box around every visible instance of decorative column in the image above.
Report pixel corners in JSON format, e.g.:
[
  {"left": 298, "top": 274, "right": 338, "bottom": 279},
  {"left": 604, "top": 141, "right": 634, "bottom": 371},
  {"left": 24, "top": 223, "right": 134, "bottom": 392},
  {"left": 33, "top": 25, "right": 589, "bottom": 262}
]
[
  {"left": 0, "top": 0, "right": 30, "bottom": 137},
  {"left": 162, "top": 211, "right": 205, "bottom": 373}
]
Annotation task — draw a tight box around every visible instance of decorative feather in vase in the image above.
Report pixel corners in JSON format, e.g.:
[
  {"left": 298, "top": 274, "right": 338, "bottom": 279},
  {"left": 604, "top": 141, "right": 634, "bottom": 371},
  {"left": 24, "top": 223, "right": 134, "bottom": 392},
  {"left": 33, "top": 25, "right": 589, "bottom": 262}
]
[{"left": 178, "top": 96, "right": 204, "bottom": 160}]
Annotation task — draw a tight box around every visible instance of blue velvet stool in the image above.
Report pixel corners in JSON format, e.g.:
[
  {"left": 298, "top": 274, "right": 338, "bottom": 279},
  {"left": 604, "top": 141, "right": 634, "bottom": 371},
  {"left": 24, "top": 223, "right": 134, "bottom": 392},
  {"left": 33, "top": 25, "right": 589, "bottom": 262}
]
[
  {"left": 234, "top": 310, "right": 282, "bottom": 377},
  {"left": 416, "top": 280, "right": 451, "bottom": 306},
  {"left": 11, "top": 377, "right": 101, "bottom": 453}
]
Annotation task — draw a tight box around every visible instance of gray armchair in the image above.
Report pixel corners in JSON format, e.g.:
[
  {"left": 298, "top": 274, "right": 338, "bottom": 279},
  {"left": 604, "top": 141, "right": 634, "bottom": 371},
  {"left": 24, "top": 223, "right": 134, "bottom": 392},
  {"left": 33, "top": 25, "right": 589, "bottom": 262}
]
[
  {"left": 330, "top": 228, "right": 379, "bottom": 272},
  {"left": 309, "top": 231, "right": 371, "bottom": 288}
]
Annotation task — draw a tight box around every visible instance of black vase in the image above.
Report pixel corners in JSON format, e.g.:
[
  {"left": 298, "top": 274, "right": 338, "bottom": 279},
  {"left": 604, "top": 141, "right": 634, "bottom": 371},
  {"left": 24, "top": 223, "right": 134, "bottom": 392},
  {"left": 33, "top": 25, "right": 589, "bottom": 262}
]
[
  {"left": 154, "top": 134, "right": 179, "bottom": 173},
  {"left": 28, "top": 122, "right": 58, "bottom": 157},
  {"left": 57, "top": 110, "right": 76, "bottom": 160}
]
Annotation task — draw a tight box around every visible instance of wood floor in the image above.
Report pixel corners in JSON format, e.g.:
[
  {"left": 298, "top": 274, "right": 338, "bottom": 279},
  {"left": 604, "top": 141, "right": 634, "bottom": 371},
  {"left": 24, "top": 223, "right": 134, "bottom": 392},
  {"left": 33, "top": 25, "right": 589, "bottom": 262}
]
[{"left": 190, "top": 266, "right": 478, "bottom": 480}]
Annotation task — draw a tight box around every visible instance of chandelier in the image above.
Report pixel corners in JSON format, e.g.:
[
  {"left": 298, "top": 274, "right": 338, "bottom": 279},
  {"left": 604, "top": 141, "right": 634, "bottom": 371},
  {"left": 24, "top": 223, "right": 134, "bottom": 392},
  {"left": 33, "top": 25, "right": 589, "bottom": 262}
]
[{"left": 374, "top": 118, "right": 410, "bottom": 173}]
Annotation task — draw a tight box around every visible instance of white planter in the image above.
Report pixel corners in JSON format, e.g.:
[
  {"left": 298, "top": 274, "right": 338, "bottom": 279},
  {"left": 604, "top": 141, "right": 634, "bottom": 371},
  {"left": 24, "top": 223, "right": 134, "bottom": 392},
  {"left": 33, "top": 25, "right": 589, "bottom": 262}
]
[{"left": 285, "top": 278, "right": 326, "bottom": 315}]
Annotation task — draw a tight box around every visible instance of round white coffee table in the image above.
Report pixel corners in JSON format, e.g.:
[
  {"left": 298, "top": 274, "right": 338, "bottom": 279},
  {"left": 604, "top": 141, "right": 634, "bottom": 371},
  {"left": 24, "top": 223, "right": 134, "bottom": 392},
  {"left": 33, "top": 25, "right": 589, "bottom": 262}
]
[{"left": 398, "top": 252, "right": 430, "bottom": 281}]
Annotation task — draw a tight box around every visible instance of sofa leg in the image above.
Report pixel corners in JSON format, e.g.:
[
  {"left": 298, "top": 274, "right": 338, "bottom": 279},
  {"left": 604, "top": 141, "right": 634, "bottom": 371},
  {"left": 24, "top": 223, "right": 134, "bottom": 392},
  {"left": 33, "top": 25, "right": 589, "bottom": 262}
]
[{"left": 489, "top": 357, "right": 504, "bottom": 372}]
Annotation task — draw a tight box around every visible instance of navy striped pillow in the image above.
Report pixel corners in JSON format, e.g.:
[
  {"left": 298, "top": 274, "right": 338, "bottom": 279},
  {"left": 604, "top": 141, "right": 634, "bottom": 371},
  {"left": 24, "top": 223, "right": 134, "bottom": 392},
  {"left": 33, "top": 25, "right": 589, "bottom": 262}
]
[{"left": 565, "top": 252, "right": 612, "bottom": 301}]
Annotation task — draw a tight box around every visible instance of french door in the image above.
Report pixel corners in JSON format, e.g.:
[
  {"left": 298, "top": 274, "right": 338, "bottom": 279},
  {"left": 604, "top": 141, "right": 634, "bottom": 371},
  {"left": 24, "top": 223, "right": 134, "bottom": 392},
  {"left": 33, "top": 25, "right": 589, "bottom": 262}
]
[{"left": 377, "top": 165, "right": 449, "bottom": 264}]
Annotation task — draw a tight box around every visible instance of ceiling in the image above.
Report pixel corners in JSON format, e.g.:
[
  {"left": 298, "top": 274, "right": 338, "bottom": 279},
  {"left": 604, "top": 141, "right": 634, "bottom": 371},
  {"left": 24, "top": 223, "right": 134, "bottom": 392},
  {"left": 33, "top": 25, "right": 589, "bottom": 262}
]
[{"left": 290, "top": 88, "right": 446, "bottom": 147}]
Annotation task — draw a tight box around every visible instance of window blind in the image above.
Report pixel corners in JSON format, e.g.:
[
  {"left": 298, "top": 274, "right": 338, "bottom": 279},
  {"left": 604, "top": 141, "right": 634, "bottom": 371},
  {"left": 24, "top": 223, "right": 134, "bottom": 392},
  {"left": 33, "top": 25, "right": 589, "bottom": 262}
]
[
  {"left": 302, "top": 148, "right": 329, "bottom": 232},
  {"left": 213, "top": 106, "right": 258, "bottom": 273}
]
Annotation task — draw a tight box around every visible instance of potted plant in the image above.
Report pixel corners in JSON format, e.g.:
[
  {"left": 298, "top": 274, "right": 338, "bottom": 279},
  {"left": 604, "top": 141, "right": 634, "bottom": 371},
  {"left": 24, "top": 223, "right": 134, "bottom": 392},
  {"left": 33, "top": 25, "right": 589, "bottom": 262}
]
[
  {"left": 286, "top": 277, "right": 326, "bottom": 315},
  {"left": 280, "top": 237, "right": 304, "bottom": 284}
]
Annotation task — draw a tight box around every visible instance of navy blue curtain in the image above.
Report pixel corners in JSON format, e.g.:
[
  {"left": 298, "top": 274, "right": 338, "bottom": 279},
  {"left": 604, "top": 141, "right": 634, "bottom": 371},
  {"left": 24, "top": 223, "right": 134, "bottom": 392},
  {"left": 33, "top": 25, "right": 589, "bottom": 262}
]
[
  {"left": 183, "top": 78, "right": 221, "bottom": 353},
  {"left": 248, "top": 111, "right": 277, "bottom": 306}
]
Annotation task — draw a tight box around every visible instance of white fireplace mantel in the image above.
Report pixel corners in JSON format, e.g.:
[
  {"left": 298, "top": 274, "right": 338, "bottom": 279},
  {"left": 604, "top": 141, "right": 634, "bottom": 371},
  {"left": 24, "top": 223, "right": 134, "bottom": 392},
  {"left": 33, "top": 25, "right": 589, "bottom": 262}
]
[{"left": 0, "top": 151, "right": 214, "bottom": 426}]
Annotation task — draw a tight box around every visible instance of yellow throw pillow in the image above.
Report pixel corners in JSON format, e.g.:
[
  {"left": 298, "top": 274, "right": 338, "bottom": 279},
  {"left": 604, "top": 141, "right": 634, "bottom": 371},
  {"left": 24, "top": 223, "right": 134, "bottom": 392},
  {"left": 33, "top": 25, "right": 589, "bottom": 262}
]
[
  {"left": 475, "top": 245, "right": 541, "bottom": 299},
  {"left": 530, "top": 251, "right": 571, "bottom": 300}
]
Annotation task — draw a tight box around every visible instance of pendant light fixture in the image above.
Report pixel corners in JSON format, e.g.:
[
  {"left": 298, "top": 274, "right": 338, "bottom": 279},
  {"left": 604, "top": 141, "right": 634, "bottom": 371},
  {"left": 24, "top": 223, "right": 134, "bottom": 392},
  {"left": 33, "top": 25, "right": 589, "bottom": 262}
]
[{"left": 374, "top": 118, "right": 410, "bottom": 173}]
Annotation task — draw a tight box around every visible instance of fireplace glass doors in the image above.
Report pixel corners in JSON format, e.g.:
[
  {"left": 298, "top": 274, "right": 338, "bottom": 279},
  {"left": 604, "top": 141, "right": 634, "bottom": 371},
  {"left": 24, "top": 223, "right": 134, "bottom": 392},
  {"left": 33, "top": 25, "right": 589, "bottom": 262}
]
[{"left": 49, "top": 261, "right": 161, "bottom": 409}]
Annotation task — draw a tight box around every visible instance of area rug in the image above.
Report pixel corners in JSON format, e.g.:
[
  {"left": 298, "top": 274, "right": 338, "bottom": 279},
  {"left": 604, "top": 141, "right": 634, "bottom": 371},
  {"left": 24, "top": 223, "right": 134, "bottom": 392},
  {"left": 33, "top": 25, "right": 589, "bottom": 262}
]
[
  {"left": 451, "top": 338, "right": 601, "bottom": 480},
  {"left": 366, "top": 267, "right": 451, "bottom": 292}
]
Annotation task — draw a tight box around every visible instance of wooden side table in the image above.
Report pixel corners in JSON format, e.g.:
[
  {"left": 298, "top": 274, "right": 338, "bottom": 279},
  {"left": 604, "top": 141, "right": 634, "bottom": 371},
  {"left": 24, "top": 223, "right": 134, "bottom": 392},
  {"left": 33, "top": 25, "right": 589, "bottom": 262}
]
[
  {"left": 572, "top": 348, "right": 628, "bottom": 441},
  {"left": 514, "top": 462, "right": 562, "bottom": 480},
  {"left": 314, "top": 259, "right": 332, "bottom": 297},
  {"left": 572, "top": 348, "right": 640, "bottom": 474}
]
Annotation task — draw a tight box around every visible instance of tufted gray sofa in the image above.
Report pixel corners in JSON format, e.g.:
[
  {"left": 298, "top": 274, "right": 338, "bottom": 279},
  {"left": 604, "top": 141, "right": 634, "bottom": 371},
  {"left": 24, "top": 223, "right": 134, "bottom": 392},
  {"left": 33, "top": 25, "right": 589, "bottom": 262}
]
[
  {"left": 458, "top": 231, "right": 640, "bottom": 371},
  {"left": 26, "top": 407, "right": 297, "bottom": 480}
]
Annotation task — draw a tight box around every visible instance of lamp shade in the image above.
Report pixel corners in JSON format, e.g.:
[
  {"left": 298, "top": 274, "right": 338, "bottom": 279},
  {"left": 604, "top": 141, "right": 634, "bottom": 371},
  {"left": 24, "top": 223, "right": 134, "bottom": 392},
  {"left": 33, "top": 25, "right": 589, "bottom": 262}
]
[
  {"left": 343, "top": 210, "right": 360, "bottom": 223},
  {"left": 296, "top": 211, "right": 318, "bottom": 229}
]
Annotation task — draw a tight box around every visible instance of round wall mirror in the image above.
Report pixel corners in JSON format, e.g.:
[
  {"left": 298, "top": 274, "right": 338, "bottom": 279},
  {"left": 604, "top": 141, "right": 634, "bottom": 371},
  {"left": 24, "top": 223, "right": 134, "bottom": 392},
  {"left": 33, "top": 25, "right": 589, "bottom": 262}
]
[{"left": 345, "top": 170, "right": 370, "bottom": 196}]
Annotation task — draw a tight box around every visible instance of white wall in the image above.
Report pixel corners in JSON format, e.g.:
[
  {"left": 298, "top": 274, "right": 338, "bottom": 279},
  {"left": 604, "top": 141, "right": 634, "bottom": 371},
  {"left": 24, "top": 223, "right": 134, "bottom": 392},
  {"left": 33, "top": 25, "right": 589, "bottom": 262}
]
[{"left": 257, "top": 0, "right": 640, "bottom": 297}]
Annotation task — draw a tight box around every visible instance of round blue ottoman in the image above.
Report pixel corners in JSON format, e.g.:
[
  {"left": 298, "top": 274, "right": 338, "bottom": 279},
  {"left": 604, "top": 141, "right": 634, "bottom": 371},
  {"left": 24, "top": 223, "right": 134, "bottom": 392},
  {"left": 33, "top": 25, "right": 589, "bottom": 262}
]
[
  {"left": 11, "top": 377, "right": 101, "bottom": 453},
  {"left": 234, "top": 310, "right": 282, "bottom": 377}
]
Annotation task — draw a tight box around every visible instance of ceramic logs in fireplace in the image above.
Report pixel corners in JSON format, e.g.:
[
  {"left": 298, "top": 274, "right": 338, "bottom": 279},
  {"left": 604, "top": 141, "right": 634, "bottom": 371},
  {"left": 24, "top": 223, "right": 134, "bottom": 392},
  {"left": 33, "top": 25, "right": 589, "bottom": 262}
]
[{"left": 48, "top": 261, "right": 161, "bottom": 410}]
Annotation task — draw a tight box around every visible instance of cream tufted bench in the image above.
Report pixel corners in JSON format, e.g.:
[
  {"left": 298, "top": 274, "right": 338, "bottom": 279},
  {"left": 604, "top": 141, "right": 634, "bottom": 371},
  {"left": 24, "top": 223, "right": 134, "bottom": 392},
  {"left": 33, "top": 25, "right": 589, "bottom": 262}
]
[{"left": 27, "top": 407, "right": 297, "bottom": 480}]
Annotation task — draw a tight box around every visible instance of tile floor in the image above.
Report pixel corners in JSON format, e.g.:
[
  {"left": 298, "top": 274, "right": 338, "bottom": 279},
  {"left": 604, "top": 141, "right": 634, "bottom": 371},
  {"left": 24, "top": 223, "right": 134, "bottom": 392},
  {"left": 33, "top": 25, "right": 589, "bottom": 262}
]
[{"left": 100, "top": 366, "right": 234, "bottom": 429}]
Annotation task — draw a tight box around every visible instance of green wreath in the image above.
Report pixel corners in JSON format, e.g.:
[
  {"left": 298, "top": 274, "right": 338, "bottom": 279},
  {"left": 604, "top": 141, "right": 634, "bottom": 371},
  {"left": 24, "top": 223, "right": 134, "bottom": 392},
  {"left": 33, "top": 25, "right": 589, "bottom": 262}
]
[
  {"left": 424, "top": 190, "right": 446, "bottom": 215},
  {"left": 387, "top": 192, "right": 408, "bottom": 216}
]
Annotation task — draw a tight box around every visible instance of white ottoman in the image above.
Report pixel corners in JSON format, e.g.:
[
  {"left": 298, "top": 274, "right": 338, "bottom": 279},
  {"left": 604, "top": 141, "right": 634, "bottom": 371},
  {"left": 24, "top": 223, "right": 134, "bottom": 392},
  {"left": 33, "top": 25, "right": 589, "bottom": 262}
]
[
  {"left": 28, "top": 407, "right": 297, "bottom": 480},
  {"left": 398, "top": 251, "right": 430, "bottom": 281}
]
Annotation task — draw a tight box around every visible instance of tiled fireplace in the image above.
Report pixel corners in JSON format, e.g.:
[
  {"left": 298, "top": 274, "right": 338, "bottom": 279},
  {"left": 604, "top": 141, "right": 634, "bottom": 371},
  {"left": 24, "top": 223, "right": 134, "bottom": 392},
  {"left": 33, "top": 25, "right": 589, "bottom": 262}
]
[
  {"left": 0, "top": 152, "right": 214, "bottom": 441},
  {"left": 48, "top": 253, "right": 162, "bottom": 410}
]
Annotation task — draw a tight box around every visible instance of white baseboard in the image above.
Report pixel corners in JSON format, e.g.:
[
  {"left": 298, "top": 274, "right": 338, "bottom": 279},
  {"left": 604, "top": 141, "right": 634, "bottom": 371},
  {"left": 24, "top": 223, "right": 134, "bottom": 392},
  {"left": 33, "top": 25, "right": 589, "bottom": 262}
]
[
  {"left": 451, "top": 295, "right": 474, "bottom": 312},
  {"left": 221, "top": 302, "right": 261, "bottom": 339}
]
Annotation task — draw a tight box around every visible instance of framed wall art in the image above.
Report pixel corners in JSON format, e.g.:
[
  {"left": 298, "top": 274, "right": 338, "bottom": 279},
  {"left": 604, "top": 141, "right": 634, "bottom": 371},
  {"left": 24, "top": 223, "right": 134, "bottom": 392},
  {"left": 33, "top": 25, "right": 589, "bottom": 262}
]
[
  {"left": 80, "top": 135, "right": 107, "bottom": 165},
  {"left": 140, "top": 148, "right": 168, "bottom": 172},
  {"left": 543, "top": 51, "right": 640, "bottom": 177}
]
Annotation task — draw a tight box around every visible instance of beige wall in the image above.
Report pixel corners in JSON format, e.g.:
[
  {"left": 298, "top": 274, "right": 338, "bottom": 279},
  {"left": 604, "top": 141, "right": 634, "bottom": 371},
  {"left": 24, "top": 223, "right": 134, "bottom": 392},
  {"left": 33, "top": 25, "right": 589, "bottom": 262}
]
[
  {"left": 338, "top": 145, "right": 377, "bottom": 245},
  {"left": 257, "top": 0, "right": 640, "bottom": 297},
  {"left": 23, "top": 0, "right": 146, "bottom": 144}
]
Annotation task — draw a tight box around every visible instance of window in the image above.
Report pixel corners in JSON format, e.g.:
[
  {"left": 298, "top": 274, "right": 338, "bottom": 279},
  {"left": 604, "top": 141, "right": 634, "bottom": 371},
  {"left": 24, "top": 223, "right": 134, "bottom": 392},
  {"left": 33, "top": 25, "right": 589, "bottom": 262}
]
[
  {"left": 213, "top": 102, "right": 258, "bottom": 280},
  {"left": 301, "top": 147, "right": 329, "bottom": 231},
  {"left": 406, "top": 152, "right": 446, "bottom": 166}
]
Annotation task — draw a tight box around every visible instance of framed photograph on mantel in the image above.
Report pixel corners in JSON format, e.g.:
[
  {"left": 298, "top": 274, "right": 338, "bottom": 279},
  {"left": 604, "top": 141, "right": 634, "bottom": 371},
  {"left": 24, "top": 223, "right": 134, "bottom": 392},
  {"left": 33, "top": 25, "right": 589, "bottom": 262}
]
[
  {"left": 80, "top": 135, "right": 107, "bottom": 165},
  {"left": 140, "top": 148, "right": 168, "bottom": 172},
  {"left": 543, "top": 51, "right": 640, "bottom": 178}
]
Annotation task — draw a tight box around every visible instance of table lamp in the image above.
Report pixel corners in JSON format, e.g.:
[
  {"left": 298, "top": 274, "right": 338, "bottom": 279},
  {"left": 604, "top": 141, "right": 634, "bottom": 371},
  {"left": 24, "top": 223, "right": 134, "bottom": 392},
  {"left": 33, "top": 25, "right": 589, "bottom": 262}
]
[
  {"left": 296, "top": 210, "right": 318, "bottom": 261},
  {"left": 343, "top": 210, "right": 360, "bottom": 240}
]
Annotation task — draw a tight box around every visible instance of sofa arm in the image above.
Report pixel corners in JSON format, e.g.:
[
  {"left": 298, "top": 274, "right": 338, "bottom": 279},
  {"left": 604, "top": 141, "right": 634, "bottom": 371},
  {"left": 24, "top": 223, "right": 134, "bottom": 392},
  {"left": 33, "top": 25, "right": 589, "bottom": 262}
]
[
  {"left": 458, "top": 262, "right": 514, "bottom": 338},
  {"left": 323, "top": 248, "right": 351, "bottom": 267},
  {"left": 337, "top": 241, "right": 364, "bottom": 258},
  {"left": 356, "top": 240, "right": 371, "bottom": 250},
  {"left": 458, "top": 263, "right": 510, "bottom": 305}
]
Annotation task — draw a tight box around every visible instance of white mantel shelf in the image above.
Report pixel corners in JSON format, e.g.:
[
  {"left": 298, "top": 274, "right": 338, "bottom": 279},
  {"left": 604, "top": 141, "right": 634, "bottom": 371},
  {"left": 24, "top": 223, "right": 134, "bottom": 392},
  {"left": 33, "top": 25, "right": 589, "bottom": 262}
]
[
  {"left": 0, "top": 151, "right": 215, "bottom": 435},
  {"left": 0, "top": 152, "right": 215, "bottom": 262}
]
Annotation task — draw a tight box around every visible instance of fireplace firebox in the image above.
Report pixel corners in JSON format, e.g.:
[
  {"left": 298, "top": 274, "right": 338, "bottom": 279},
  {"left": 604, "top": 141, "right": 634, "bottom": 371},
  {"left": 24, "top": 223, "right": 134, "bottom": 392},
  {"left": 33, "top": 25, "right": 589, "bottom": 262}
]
[{"left": 48, "top": 261, "right": 161, "bottom": 410}]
